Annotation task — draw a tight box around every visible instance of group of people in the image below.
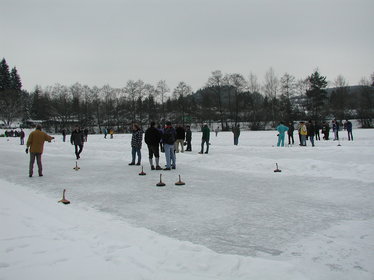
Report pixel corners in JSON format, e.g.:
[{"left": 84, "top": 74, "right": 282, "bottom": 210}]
[
  {"left": 276, "top": 119, "right": 354, "bottom": 147},
  {"left": 129, "top": 122, "right": 210, "bottom": 171},
  {"left": 23, "top": 119, "right": 354, "bottom": 177},
  {"left": 103, "top": 128, "right": 115, "bottom": 139},
  {"left": 4, "top": 129, "right": 26, "bottom": 145}
]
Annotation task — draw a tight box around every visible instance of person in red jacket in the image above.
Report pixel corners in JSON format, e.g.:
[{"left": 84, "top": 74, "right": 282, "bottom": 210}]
[{"left": 26, "top": 124, "right": 54, "bottom": 177}]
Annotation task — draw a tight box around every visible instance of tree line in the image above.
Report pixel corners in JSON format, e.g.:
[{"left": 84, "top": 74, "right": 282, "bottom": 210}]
[{"left": 1, "top": 58, "right": 373, "bottom": 132}]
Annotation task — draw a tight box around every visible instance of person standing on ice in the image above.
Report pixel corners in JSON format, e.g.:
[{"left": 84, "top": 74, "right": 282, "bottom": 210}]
[
  {"left": 199, "top": 123, "right": 210, "bottom": 154},
  {"left": 19, "top": 128, "right": 25, "bottom": 145},
  {"left": 299, "top": 121, "right": 307, "bottom": 146},
  {"left": 162, "top": 121, "right": 176, "bottom": 170},
  {"left": 276, "top": 122, "right": 289, "bottom": 147},
  {"left": 314, "top": 121, "right": 321, "bottom": 141},
  {"left": 83, "top": 128, "right": 89, "bottom": 142},
  {"left": 185, "top": 125, "right": 192, "bottom": 151},
  {"left": 287, "top": 122, "right": 294, "bottom": 145},
  {"left": 26, "top": 124, "right": 54, "bottom": 177},
  {"left": 332, "top": 119, "right": 339, "bottom": 141},
  {"left": 175, "top": 124, "right": 185, "bottom": 153},
  {"left": 215, "top": 126, "right": 219, "bottom": 137},
  {"left": 307, "top": 120, "right": 315, "bottom": 147},
  {"left": 145, "top": 121, "right": 162, "bottom": 170},
  {"left": 344, "top": 119, "right": 353, "bottom": 141},
  {"left": 61, "top": 128, "right": 66, "bottom": 142},
  {"left": 232, "top": 124, "right": 240, "bottom": 145},
  {"left": 70, "top": 126, "right": 85, "bottom": 160},
  {"left": 129, "top": 123, "right": 143, "bottom": 166},
  {"left": 321, "top": 121, "right": 330, "bottom": 140},
  {"left": 157, "top": 124, "right": 164, "bottom": 153}
]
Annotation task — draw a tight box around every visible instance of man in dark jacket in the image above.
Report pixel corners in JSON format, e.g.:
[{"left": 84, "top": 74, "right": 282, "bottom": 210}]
[
  {"left": 287, "top": 122, "right": 294, "bottom": 145},
  {"left": 199, "top": 123, "right": 210, "bottom": 154},
  {"left": 145, "top": 121, "right": 162, "bottom": 170},
  {"left": 175, "top": 125, "right": 186, "bottom": 153},
  {"left": 307, "top": 120, "right": 315, "bottom": 147},
  {"left": 322, "top": 121, "right": 330, "bottom": 140},
  {"left": 162, "top": 121, "right": 176, "bottom": 170},
  {"left": 70, "top": 126, "right": 85, "bottom": 159},
  {"left": 344, "top": 119, "right": 353, "bottom": 141},
  {"left": 19, "top": 128, "right": 25, "bottom": 145},
  {"left": 232, "top": 124, "right": 240, "bottom": 145},
  {"left": 185, "top": 125, "right": 192, "bottom": 151}
]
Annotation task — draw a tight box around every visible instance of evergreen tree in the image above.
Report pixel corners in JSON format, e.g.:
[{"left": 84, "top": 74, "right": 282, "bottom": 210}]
[
  {"left": 0, "top": 59, "right": 23, "bottom": 125},
  {"left": 0, "top": 58, "right": 11, "bottom": 91},
  {"left": 10, "top": 67, "right": 22, "bottom": 90},
  {"left": 305, "top": 70, "right": 328, "bottom": 120}
]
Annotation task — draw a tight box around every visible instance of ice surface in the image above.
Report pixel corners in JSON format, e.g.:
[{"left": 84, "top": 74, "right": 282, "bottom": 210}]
[{"left": 1, "top": 128, "right": 373, "bottom": 279}]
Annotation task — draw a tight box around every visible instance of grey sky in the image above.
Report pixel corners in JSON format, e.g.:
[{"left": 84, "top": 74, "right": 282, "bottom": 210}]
[{"left": 1, "top": 0, "right": 373, "bottom": 92}]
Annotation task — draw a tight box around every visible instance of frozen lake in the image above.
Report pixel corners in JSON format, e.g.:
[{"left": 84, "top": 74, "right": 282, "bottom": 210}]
[{"left": 1, "top": 128, "right": 374, "bottom": 279}]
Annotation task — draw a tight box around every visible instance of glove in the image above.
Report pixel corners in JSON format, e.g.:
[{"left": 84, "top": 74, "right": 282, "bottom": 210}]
[{"left": 25, "top": 148, "right": 28, "bottom": 154}]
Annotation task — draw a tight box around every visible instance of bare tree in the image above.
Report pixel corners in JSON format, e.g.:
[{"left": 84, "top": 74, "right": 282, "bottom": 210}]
[
  {"left": 91, "top": 86, "right": 103, "bottom": 131},
  {"left": 173, "top": 81, "right": 192, "bottom": 125},
  {"left": 357, "top": 76, "right": 374, "bottom": 127},
  {"left": 280, "top": 73, "right": 296, "bottom": 98},
  {"left": 155, "top": 80, "right": 169, "bottom": 123},
  {"left": 100, "top": 85, "right": 116, "bottom": 127},
  {"left": 143, "top": 83, "right": 156, "bottom": 124},
  {"left": 69, "top": 83, "right": 84, "bottom": 123},
  {"left": 225, "top": 73, "right": 247, "bottom": 126},
  {"left": 206, "top": 70, "right": 225, "bottom": 130},
  {"left": 334, "top": 74, "right": 348, "bottom": 88},
  {"left": 329, "top": 74, "right": 350, "bottom": 120},
  {"left": 247, "top": 72, "right": 260, "bottom": 94},
  {"left": 123, "top": 80, "right": 138, "bottom": 123},
  {"left": 262, "top": 68, "right": 279, "bottom": 125},
  {"left": 49, "top": 83, "right": 72, "bottom": 130}
]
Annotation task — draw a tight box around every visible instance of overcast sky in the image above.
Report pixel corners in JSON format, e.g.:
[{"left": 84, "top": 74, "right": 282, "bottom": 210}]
[{"left": 1, "top": 0, "right": 373, "bottom": 92}]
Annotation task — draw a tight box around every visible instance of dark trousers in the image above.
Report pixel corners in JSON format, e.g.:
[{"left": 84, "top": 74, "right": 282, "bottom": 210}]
[
  {"left": 288, "top": 134, "right": 294, "bottom": 145},
  {"left": 29, "top": 153, "right": 42, "bottom": 176},
  {"left": 348, "top": 131, "right": 353, "bottom": 141},
  {"left": 147, "top": 144, "right": 160, "bottom": 159},
  {"left": 315, "top": 131, "right": 320, "bottom": 140},
  {"left": 186, "top": 140, "right": 192, "bottom": 151},
  {"left": 75, "top": 144, "right": 83, "bottom": 159},
  {"left": 201, "top": 139, "right": 209, "bottom": 153}
]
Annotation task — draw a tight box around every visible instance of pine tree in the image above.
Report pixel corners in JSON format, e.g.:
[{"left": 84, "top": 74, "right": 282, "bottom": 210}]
[
  {"left": 305, "top": 70, "right": 328, "bottom": 120},
  {"left": 0, "top": 58, "right": 11, "bottom": 91},
  {"left": 10, "top": 67, "right": 22, "bottom": 90},
  {"left": 0, "top": 59, "right": 23, "bottom": 125}
]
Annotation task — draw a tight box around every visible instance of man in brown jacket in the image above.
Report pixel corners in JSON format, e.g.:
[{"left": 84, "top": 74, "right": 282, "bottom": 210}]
[{"left": 26, "top": 124, "right": 54, "bottom": 177}]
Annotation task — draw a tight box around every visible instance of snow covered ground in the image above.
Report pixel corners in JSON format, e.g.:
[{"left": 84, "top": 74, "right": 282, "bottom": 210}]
[{"left": 1, "top": 128, "right": 373, "bottom": 280}]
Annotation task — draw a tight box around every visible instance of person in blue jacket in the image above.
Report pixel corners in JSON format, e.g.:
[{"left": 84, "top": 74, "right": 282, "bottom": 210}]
[{"left": 276, "top": 122, "right": 289, "bottom": 147}]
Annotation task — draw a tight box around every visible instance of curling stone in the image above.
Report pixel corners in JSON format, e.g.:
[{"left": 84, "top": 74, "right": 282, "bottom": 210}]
[
  {"left": 274, "top": 163, "right": 282, "bottom": 173},
  {"left": 58, "top": 189, "right": 70, "bottom": 204},
  {"left": 156, "top": 174, "right": 166, "bottom": 187},
  {"left": 139, "top": 166, "right": 146, "bottom": 176},
  {"left": 73, "top": 161, "right": 80, "bottom": 171},
  {"left": 175, "top": 175, "right": 186, "bottom": 186}
]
